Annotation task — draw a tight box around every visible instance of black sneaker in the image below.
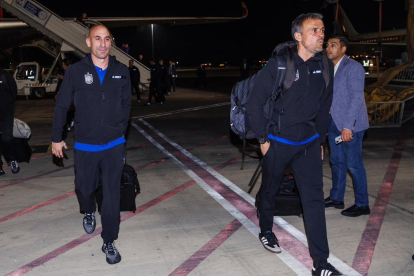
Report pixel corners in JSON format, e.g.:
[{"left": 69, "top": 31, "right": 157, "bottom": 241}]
[
  {"left": 102, "top": 242, "right": 121, "bottom": 264},
  {"left": 0, "top": 167, "right": 5, "bottom": 176},
  {"left": 312, "top": 261, "right": 343, "bottom": 276},
  {"left": 10, "top": 161, "right": 20, "bottom": 174},
  {"left": 259, "top": 231, "right": 281, "bottom": 253},
  {"left": 83, "top": 213, "right": 96, "bottom": 234}
]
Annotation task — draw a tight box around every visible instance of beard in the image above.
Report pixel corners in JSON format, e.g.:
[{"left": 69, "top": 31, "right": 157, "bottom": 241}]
[{"left": 301, "top": 40, "right": 324, "bottom": 54}]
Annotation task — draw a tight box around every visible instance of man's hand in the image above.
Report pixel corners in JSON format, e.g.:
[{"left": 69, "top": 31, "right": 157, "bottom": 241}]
[
  {"left": 52, "top": 141, "right": 68, "bottom": 158},
  {"left": 260, "top": 141, "right": 270, "bottom": 156},
  {"left": 341, "top": 129, "right": 353, "bottom": 142}
]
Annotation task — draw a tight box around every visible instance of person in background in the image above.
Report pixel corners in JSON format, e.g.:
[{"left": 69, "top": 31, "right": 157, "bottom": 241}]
[
  {"left": 325, "top": 35, "right": 370, "bottom": 217},
  {"left": 196, "top": 64, "right": 207, "bottom": 89},
  {"left": 0, "top": 67, "right": 20, "bottom": 175},
  {"left": 129, "top": 60, "right": 141, "bottom": 103},
  {"left": 168, "top": 60, "right": 177, "bottom": 92},
  {"left": 240, "top": 58, "right": 250, "bottom": 80}
]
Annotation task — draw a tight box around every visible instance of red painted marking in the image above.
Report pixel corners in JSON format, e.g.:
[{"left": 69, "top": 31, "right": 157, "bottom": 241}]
[
  {"left": 169, "top": 219, "right": 243, "bottom": 276},
  {"left": 4, "top": 155, "right": 242, "bottom": 275},
  {"left": 0, "top": 137, "right": 228, "bottom": 225},
  {"left": 0, "top": 191, "right": 75, "bottom": 224},
  {"left": 139, "top": 121, "right": 315, "bottom": 270},
  {"left": 0, "top": 165, "right": 74, "bottom": 189},
  {"left": 190, "top": 135, "right": 228, "bottom": 150},
  {"left": 352, "top": 139, "right": 406, "bottom": 276}
]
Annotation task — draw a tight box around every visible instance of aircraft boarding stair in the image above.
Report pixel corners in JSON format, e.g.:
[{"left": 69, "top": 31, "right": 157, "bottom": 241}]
[{"left": 0, "top": 0, "right": 150, "bottom": 87}]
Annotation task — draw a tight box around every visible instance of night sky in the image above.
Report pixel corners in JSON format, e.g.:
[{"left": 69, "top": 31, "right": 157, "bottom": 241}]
[{"left": 15, "top": 0, "right": 411, "bottom": 67}]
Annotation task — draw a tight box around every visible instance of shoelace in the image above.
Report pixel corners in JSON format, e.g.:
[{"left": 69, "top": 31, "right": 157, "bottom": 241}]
[
  {"left": 84, "top": 213, "right": 94, "bottom": 224},
  {"left": 11, "top": 161, "right": 19, "bottom": 168},
  {"left": 324, "top": 263, "right": 339, "bottom": 273},
  {"left": 264, "top": 231, "right": 278, "bottom": 245},
  {"left": 106, "top": 243, "right": 118, "bottom": 254}
]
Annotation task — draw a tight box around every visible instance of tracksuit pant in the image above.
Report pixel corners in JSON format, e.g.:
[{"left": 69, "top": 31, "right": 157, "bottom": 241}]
[
  {"left": 131, "top": 81, "right": 140, "bottom": 101},
  {"left": 74, "top": 143, "right": 125, "bottom": 243},
  {"left": 0, "top": 105, "right": 17, "bottom": 166},
  {"left": 258, "top": 138, "right": 329, "bottom": 261}
]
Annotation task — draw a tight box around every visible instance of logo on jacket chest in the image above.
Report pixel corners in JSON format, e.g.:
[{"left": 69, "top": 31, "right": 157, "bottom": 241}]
[{"left": 85, "top": 72, "right": 93, "bottom": 84}]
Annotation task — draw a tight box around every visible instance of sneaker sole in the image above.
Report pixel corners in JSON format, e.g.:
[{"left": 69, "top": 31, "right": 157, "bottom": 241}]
[
  {"left": 102, "top": 247, "right": 121, "bottom": 264},
  {"left": 325, "top": 205, "right": 345, "bottom": 209}
]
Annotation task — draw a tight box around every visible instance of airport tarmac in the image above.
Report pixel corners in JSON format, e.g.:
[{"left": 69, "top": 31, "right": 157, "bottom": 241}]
[{"left": 0, "top": 77, "right": 413, "bottom": 276}]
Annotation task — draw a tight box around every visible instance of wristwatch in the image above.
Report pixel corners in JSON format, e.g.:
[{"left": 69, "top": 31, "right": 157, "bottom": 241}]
[{"left": 258, "top": 138, "right": 268, "bottom": 144}]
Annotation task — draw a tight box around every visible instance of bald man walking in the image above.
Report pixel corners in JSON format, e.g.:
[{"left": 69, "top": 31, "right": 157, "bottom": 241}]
[{"left": 52, "top": 25, "right": 131, "bottom": 264}]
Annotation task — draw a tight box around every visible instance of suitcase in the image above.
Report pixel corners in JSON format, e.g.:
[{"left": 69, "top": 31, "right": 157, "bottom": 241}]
[
  {"left": 255, "top": 173, "right": 303, "bottom": 218},
  {"left": 0, "top": 136, "right": 32, "bottom": 163},
  {"left": 96, "top": 164, "right": 141, "bottom": 213}
]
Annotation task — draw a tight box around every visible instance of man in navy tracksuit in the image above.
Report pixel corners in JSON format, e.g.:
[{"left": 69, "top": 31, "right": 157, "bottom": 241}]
[
  {"left": 52, "top": 25, "right": 131, "bottom": 265},
  {"left": 246, "top": 13, "right": 342, "bottom": 276}
]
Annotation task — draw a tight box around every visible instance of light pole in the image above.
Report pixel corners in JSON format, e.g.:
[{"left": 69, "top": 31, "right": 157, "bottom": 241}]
[
  {"left": 151, "top": 24, "right": 155, "bottom": 61},
  {"left": 374, "top": 0, "right": 384, "bottom": 85}
]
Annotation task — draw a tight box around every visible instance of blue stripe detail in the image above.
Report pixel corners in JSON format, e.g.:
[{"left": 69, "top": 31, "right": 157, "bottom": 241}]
[
  {"left": 268, "top": 133, "right": 319, "bottom": 145},
  {"left": 75, "top": 137, "right": 126, "bottom": 152}
]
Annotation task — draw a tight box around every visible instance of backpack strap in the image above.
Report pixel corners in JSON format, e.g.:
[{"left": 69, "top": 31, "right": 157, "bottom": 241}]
[
  {"left": 281, "top": 46, "right": 296, "bottom": 93},
  {"left": 264, "top": 55, "right": 287, "bottom": 137},
  {"left": 321, "top": 53, "right": 330, "bottom": 90}
]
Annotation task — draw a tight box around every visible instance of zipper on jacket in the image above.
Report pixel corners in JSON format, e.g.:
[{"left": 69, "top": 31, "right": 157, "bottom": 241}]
[{"left": 101, "top": 89, "right": 105, "bottom": 145}]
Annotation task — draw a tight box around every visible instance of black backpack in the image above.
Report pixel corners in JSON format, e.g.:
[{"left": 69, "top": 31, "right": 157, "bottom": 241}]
[{"left": 230, "top": 42, "right": 331, "bottom": 170}]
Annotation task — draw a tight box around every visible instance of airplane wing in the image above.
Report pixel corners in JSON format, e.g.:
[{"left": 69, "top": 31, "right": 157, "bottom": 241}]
[
  {"left": 0, "top": 2, "right": 247, "bottom": 49},
  {"left": 79, "top": 1, "right": 248, "bottom": 28}
]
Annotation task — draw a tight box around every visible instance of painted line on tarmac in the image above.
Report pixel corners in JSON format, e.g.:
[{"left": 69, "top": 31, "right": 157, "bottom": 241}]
[
  {"left": 135, "top": 119, "right": 362, "bottom": 276},
  {"left": 352, "top": 139, "right": 406, "bottom": 276},
  {"left": 0, "top": 191, "right": 75, "bottom": 224},
  {"left": 0, "top": 165, "right": 74, "bottom": 189},
  {"left": 133, "top": 119, "right": 310, "bottom": 276},
  {"left": 0, "top": 135, "right": 229, "bottom": 225},
  {"left": 169, "top": 219, "right": 243, "bottom": 276},
  {"left": 131, "top": 102, "right": 230, "bottom": 119},
  {"left": 5, "top": 155, "right": 242, "bottom": 276}
]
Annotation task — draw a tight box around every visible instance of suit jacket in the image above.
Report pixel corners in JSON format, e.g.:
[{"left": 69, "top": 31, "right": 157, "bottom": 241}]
[
  {"left": 169, "top": 64, "right": 177, "bottom": 77},
  {"left": 330, "top": 55, "right": 369, "bottom": 132}
]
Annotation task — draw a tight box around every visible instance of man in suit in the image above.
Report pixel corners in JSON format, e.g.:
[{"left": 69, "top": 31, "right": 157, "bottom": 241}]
[
  {"left": 325, "top": 35, "right": 370, "bottom": 217},
  {"left": 240, "top": 58, "right": 250, "bottom": 80},
  {"left": 168, "top": 60, "right": 177, "bottom": 92}
]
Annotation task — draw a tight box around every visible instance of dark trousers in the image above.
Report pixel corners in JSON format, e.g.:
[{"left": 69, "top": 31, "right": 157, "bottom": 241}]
[
  {"left": 131, "top": 81, "right": 140, "bottom": 101},
  {"left": 74, "top": 143, "right": 125, "bottom": 243},
  {"left": 169, "top": 75, "right": 176, "bottom": 91},
  {"left": 165, "top": 76, "right": 171, "bottom": 92},
  {"left": 258, "top": 139, "right": 329, "bottom": 261},
  {"left": 0, "top": 105, "right": 16, "bottom": 166},
  {"left": 148, "top": 82, "right": 157, "bottom": 103}
]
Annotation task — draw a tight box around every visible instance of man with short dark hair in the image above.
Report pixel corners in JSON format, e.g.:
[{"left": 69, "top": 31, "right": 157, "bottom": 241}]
[
  {"left": 325, "top": 35, "right": 370, "bottom": 217},
  {"left": 129, "top": 59, "right": 141, "bottom": 102},
  {"left": 52, "top": 25, "right": 131, "bottom": 265},
  {"left": 246, "top": 13, "right": 342, "bottom": 276},
  {"left": 147, "top": 59, "right": 162, "bottom": 105}
]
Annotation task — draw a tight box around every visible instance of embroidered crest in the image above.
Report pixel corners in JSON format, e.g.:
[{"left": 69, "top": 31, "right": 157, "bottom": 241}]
[
  {"left": 85, "top": 72, "right": 93, "bottom": 84},
  {"left": 295, "top": 70, "right": 299, "bottom": 81}
]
